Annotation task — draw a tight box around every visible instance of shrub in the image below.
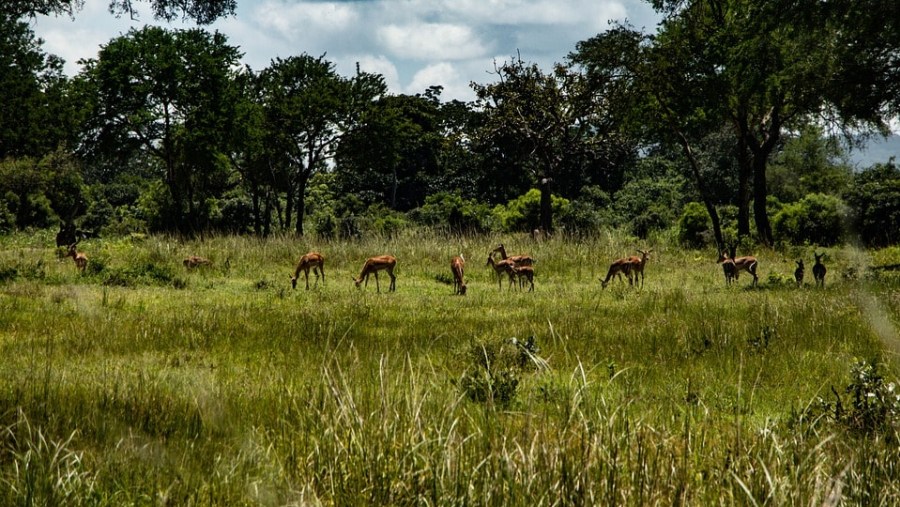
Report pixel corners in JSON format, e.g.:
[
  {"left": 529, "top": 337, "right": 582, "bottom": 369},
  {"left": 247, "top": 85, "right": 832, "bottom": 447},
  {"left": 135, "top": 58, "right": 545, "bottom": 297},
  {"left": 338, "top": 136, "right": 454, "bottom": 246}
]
[
  {"left": 456, "top": 336, "right": 547, "bottom": 407},
  {"left": 613, "top": 176, "right": 687, "bottom": 238},
  {"left": 678, "top": 202, "right": 711, "bottom": 247},
  {"left": 812, "top": 359, "right": 900, "bottom": 435},
  {"left": 491, "top": 189, "right": 570, "bottom": 232},
  {"left": 844, "top": 160, "right": 900, "bottom": 247},
  {"left": 410, "top": 192, "right": 492, "bottom": 233},
  {"left": 772, "top": 193, "right": 848, "bottom": 246}
]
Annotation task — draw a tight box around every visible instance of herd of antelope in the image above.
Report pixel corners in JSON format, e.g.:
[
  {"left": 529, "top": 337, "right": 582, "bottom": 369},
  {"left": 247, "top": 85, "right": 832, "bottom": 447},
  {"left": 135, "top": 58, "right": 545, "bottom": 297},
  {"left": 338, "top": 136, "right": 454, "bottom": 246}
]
[{"left": 58, "top": 241, "right": 829, "bottom": 294}]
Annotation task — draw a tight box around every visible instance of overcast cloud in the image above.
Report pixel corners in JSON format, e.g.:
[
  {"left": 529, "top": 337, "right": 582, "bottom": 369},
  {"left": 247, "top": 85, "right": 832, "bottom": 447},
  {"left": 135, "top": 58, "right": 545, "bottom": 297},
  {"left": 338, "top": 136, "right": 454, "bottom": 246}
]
[{"left": 32, "top": 0, "right": 660, "bottom": 102}]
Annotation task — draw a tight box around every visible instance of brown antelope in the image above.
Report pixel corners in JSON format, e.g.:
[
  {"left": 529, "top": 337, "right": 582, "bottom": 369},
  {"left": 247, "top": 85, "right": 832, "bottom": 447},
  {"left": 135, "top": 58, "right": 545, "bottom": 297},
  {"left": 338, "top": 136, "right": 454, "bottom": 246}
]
[
  {"left": 486, "top": 255, "right": 518, "bottom": 290},
  {"left": 794, "top": 259, "right": 805, "bottom": 287},
  {"left": 290, "top": 251, "right": 325, "bottom": 290},
  {"left": 492, "top": 243, "right": 534, "bottom": 267},
  {"left": 600, "top": 257, "right": 633, "bottom": 289},
  {"left": 183, "top": 255, "right": 212, "bottom": 269},
  {"left": 721, "top": 256, "right": 737, "bottom": 285},
  {"left": 813, "top": 252, "right": 827, "bottom": 288},
  {"left": 66, "top": 243, "right": 88, "bottom": 273},
  {"left": 512, "top": 264, "right": 535, "bottom": 292},
  {"left": 717, "top": 249, "right": 758, "bottom": 287},
  {"left": 353, "top": 255, "right": 397, "bottom": 292},
  {"left": 450, "top": 255, "right": 466, "bottom": 295},
  {"left": 626, "top": 249, "right": 652, "bottom": 289}
]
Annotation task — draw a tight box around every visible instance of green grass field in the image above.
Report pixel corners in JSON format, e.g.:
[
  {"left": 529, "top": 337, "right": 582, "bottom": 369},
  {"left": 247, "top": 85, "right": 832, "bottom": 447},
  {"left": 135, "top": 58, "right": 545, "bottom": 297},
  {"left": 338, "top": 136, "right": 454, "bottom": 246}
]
[{"left": 1, "top": 230, "right": 898, "bottom": 505}]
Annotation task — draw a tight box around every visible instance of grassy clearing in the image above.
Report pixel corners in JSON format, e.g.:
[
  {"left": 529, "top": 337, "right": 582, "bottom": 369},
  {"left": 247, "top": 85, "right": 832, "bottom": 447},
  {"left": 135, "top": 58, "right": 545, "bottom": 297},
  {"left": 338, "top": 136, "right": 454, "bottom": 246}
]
[{"left": 0, "top": 230, "right": 898, "bottom": 505}]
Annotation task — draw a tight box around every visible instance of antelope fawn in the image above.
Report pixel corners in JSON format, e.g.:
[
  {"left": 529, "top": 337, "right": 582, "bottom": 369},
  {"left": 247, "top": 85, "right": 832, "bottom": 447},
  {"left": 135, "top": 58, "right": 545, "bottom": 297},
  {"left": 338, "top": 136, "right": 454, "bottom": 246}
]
[
  {"left": 451, "top": 255, "right": 466, "bottom": 295},
  {"left": 512, "top": 264, "right": 535, "bottom": 292},
  {"left": 600, "top": 257, "right": 633, "bottom": 289},
  {"left": 626, "top": 249, "right": 652, "bottom": 289},
  {"left": 353, "top": 255, "right": 397, "bottom": 292},
  {"left": 486, "top": 255, "right": 518, "bottom": 290},
  {"left": 66, "top": 243, "right": 88, "bottom": 273},
  {"left": 813, "top": 252, "right": 827, "bottom": 288},
  {"left": 794, "top": 260, "right": 804, "bottom": 287},
  {"left": 290, "top": 252, "right": 325, "bottom": 290},
  {"left": 183, "top": 255, "right": 212, "bottom": 269},
  {"left": 717, "top": 249, "right": 758, "bottom": 287}
]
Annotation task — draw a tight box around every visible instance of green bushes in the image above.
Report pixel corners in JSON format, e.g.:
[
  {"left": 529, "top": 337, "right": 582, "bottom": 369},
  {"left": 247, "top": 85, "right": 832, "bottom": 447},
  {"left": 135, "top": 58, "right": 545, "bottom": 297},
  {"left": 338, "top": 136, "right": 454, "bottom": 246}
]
[
  {"left": 678, "top": 202, "right": 711, "bottom": 247},
  {"left": 773, "top": 193, "right": 848, "bottom": 246},
  {"left": 845, "top": 161, "right": 900, "bottom": 247}
]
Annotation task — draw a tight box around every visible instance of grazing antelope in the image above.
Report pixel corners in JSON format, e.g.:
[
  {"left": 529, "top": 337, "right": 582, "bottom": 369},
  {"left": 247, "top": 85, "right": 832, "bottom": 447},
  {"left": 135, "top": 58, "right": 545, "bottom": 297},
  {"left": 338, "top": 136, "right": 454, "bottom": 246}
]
[
  {"left": 813, "top": 252, "right": 827, "bottom": 288},
  {"left": 721, "top": 256, "right": 737, "bottom": 286},
  {"left": 290, "top": 251, "right": 325, "bottom": 290},
  {"left": 353, "top": 255, "right": 397, "bottom": 292},
  {"left": 600, "top": 257, "right": 633, "bottom": 289},
  {"left": 183, "top": 255, "right": 212, "bottom": 269},
  {"left": 451, "top": 255, "right": 466, "bottom": 295},
  {"left": 492, "top": 243, "right": 534, "bottom": 267},
  {"left": 794, "top": 260, "right": 804, "bottom": 287},
  {"left": 486, "top": 255, "right": 518, "bottom": 290},
  {"left": 66, "top": 243, "right": 88, "bottom": 273},
  {"left": 626, "top": 249, "right": 652, "bottom": 289},
  {"left": 512, "top": 264, "right": 535, "bottom": 292},
  {"left": 717, "top": 249, "right": 758, "bottom": 287}
]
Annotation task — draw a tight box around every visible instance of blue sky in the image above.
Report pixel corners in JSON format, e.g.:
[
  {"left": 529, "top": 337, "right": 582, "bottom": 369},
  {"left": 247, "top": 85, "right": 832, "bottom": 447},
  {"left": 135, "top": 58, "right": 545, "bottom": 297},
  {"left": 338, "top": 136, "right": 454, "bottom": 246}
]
[{"left": 32, "top": 0, "right": 661, "bottom": 102}]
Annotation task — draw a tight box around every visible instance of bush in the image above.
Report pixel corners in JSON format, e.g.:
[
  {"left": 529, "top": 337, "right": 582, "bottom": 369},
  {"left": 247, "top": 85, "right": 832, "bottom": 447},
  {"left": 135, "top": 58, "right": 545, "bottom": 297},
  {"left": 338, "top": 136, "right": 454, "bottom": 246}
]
[
  {"left": 410, "top": 192, "right": 492, "bottom": 233},
  {"left": 812, "top": 359, "right": 900, "bottom": 435},
  {"left": 678, "top": 202, "right": 711, "bottom": 247},
  {"left": 844, "top": 160, "right": 900, "bottom": 247},
  {"left": 456, "top": 336, "right": 546, "bottom": 408},
  {"left": 491, "top": 189, "right": 570, "bottom": 232},
  {"left": 558, "top": 186, "right": 614, "bottom": 235},
  {"left": 612, "top": 176, "right": 687, "bottom": 238},
  {"left": 772, "top": 193, "right": 848, "bottom": 246}
]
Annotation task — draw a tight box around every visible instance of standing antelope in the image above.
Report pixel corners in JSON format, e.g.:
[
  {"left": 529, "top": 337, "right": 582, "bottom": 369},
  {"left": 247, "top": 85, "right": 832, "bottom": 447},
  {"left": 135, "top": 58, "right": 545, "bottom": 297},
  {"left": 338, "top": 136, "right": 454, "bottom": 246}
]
[
  {"left": 183, "top": 255, "right": 212, "bottom": 269},
  {"left": 717, "top": 249, "right": 758, "bottom": 287},
  {"left": 626, "top": 249, "right": 652, "bottom": 289},
  {"left": 451, "top": 255, "right": 466, "bottom": 295},
  {"left": 353, "top": 255, "right": 397, "bottom": 292},
  {"left": 67, "top": 243, "right": 88, "bottom": 273},
  {"left": 486, "top": 255, "right": 518, "bottom": 290},
  {"left": 512, "top": 264, "right": 535, "bottom": 292},
  {"left": 794, "top": 260, "right": 805, "bottom": 287},
  {"left": 492, "top": 243, "right": 534, "bottom": 267},
  {"left": 721, "top": 256, "right": 737, "bottom": 286},
  {"left": 813, "top": 252, "right": 827, "bottom": 288},
  {"left": 290, "top": 251, "right": 325, "bottom": 290},
  {"left": 600, "top": 257, "right": 633, "bottom": 289}
]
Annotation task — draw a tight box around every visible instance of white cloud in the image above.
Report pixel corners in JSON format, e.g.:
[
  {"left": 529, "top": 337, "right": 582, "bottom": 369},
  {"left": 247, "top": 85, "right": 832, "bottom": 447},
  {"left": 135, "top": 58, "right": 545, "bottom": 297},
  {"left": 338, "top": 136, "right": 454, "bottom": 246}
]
[
  {"left": 350, "top": 54, "right": 401, "bottom": 93},
  {"left": 407, "top": 62, "right": 475, "bottom": 101},
  {"left": 254, "top": 0, "right": 359, "bottom": 39},
  {"left": 378, "top": 23, "right": 489, "bottom": 61}
]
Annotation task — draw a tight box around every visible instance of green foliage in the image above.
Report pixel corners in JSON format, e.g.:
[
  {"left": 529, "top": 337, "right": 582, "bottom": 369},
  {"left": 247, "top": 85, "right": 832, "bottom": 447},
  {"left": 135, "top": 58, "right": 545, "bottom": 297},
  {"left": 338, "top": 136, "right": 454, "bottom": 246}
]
[
  {"left": 457, "top": 336, "right": 544, "bottom": 407},
  {"left": 613, "top": 175, "right": 687, "bottom": 238},
  {"left": 558, "top": 185, "right": 614, "bottom": 235},
  {"left": 767, "top": 125, "right": 852, "bottom": 203},
  {"left": 845, "top": 160, "right": 900, "bottom": 247},
  {"left": 772, "top": 193, "right": 848, "bottom": 246},
  {"left": 678, "top": 201, "right": 711, "bottom": 247},
  {"left": 813, "top": 359, "right": 900, "bottom": 435},
  {"left": 491, "top": 189, "right": 571, "bottom": 232},
  {"left": 410, "top": 192, "right": 492, "bottom": 233}
]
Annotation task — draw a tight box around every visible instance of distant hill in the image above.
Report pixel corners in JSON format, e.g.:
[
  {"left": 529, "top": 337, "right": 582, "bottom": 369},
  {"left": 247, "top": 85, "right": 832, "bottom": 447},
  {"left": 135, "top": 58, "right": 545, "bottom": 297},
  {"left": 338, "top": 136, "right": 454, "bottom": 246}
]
[{"left": 850, "top": 134, "right": 900, "bottom": 168}]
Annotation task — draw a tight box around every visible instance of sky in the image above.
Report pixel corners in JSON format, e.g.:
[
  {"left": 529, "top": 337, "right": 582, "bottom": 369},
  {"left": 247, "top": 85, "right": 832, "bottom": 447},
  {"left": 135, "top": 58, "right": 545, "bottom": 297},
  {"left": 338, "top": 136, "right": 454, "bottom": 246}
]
[{"left": 31, "top": 0, "right": 662, "bottom": 102}]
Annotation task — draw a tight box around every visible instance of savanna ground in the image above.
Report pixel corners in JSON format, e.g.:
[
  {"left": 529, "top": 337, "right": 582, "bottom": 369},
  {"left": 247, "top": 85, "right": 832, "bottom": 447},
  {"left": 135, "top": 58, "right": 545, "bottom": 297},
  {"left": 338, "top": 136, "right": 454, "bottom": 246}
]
[{"left": 1, "top": 229, "right": 899, "bottom": 505}]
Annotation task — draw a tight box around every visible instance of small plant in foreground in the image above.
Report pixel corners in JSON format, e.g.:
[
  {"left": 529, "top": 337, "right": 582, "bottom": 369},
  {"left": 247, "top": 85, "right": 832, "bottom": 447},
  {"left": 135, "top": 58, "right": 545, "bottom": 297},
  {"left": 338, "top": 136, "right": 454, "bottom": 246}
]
[
  {"left": 813, "top": 358, "right": 900, "bottom": 435},
  {"left": 456, "top": 336, "right": 547, "bottom": 407}
]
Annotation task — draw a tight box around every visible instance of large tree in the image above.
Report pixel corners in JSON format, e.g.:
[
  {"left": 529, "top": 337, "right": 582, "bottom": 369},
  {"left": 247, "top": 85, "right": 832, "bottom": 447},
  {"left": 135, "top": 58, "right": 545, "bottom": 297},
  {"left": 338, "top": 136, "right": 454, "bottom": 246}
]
[
  {"left": 79, "top": 26, "right": 242, "bottom": 232},
  {"left": 260, "top": 55, "right": 385, "bottom": 235},
  {"left": 471, "top": 58, "right": 612, "bottom": 233},
  {"left": 7, "top": 0, "right": 235, "bottom": 24}
]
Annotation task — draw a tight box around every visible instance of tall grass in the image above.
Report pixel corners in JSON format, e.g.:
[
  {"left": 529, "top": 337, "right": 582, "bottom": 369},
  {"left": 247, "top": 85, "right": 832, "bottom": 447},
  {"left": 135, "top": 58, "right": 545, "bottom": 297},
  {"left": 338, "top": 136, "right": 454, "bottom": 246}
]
[{"left": 0, "top": 230, "right": 898, "bottom": 504}]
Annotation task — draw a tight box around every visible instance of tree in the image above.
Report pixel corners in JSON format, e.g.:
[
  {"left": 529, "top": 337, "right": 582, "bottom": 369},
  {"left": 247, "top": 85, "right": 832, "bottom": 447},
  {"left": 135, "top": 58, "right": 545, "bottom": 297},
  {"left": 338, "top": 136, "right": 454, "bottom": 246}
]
[
  {"left": 260, "top": 55, "right": 385, "bottom": 235},
  {"left": 0, "top": 13, "right": 80, "bottom": 159},
  {"left": 7, "top": 0, "right": 235, "bottom": 24},
  {"left": 471, "top": 57, "right": 611, "bottom": 233},
  {"left": 80, "top": 26, "right": 242, "bottom": 232}
]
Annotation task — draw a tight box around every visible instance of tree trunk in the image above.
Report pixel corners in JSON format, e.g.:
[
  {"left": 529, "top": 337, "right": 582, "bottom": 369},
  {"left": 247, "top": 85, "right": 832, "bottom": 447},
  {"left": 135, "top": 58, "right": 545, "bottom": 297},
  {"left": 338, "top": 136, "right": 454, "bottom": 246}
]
[
  {"left": 752, "top": 152, "right": 774, "bottom": 246},
  {"left": 295, "top": 175, "right": 307, "bottom": 236},
  {"left": 675, "top": 132, "right": 725, "bottom": 250},
  {"left": 736, "top": 135, "right": 752, "bottom": 238},
  {"left": 539, "top": 176, "right": 553, "bottom": 233}
]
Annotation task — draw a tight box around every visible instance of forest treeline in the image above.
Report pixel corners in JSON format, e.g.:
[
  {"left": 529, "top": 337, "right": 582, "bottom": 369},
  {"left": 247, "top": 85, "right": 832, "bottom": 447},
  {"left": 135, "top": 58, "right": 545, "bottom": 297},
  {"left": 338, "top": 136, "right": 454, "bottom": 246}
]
[{"left": 2, "top": 0, "right": 899, "bottom": 248}]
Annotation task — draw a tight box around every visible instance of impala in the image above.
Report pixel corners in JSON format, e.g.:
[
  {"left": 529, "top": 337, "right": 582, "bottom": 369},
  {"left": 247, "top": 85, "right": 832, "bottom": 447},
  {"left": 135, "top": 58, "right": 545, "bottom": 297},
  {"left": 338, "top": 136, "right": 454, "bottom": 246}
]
[
  {"left": 290, "top": 251, "right": 325, "bottom": 290},
  {"left": 600, "top": 257, "right": 633, "bottom": 289},
  {"left": 721, "top": 256, "right": 737, "bottom": 285},
  {"left": 451, "top": 255, "right": 466, "bottom": 295},
  {"left": 66, "top": 243, "right": 88, "bottom": 273},
  {"left": 492, "top": 243, "right": 534, "bottom": 267},
  {"left": 183, "top": 255, "right": 211, "bottom": 269},
  {"left": 354, "top": 255, "right": 397, "bottom": 292},
  {"left": 626, "top": 249, "right": 652, "bottom": 289},
  {"left": 486, "top": 255, "right": 518, "bottom": 290},
  {"left": 813, "top": 252, "right": 827, "bottom": 288},
  {"left": 512, "top": 264, "right": 535, "bottom": 292},
  {"left": 717, "top": 249, "right": 758, "bottom": 287},
  {"left": 794, "top": 259, "right": 805, "bottom": 287}
]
